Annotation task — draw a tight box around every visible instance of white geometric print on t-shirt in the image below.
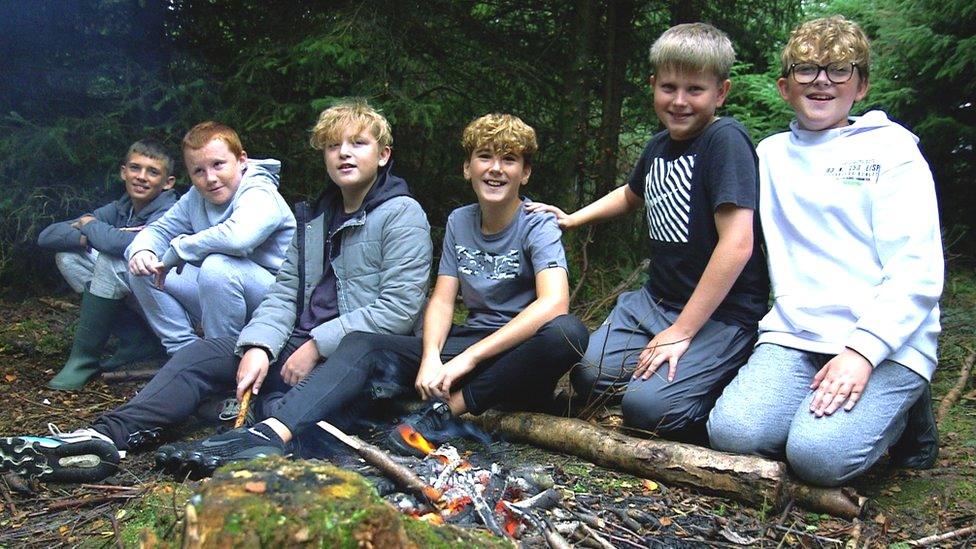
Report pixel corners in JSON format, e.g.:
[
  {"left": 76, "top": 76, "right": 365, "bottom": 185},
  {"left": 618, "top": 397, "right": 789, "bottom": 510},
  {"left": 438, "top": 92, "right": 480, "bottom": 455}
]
[{"left": 643, "top": 154, "right": 694, "bottom": 243}]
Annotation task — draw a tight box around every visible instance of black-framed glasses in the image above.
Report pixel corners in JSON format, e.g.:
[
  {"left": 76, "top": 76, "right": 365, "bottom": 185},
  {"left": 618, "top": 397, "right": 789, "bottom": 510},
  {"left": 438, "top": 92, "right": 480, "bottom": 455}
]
[{"left": 789, "top": 62, "right": 858, "bottom": 84}]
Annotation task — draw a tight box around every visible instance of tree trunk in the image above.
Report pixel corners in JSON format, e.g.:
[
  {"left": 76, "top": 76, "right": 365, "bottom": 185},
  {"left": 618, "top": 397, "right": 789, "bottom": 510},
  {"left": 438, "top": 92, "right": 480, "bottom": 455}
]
[{"left": 471, "top": 411, "right": 865, "bottom": 519}]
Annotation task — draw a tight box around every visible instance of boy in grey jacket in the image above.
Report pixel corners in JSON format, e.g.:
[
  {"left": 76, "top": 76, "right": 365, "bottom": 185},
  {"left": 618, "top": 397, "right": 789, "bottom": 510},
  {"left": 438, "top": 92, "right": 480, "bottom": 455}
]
[
  {"left": 126, "top": 122, "right": 296, "bottom": 354},
  {"left": 0, "top": 100, "right": 432, "bottom": 484},
  {"left": 39, "top": 138, "right": 178, "bottom": 390}
]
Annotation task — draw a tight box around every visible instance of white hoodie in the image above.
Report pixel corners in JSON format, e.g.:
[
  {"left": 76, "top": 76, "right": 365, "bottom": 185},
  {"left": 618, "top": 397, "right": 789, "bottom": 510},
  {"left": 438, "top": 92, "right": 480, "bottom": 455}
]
[{"left": 756, "top": 110, "right": 943, "bottom": 381}]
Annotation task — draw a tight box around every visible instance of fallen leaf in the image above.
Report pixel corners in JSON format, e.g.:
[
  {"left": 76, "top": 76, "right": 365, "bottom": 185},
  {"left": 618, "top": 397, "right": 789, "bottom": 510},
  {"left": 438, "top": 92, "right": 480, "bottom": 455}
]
[
  {"left": 116, "top": 509, "right": 127, "bottom": 519},
  {"left": 4, "top": 374, "right": 16, "bottom": 383},
  {"left": 889, "top": 485, "right": 902, "bottom": 492},
  {"left": 659, "top": 516, "right": 673, "bottom": 527},
  {"left": 873, "top": 513, "right": 886, "bottom": 524},
  {"left": 231, "top": 470, "right": 254, "bottom": 479},
  {"left": 244, "top": 481, "right": 267, "bottom": 493},
  {"left": 643, "top": 479, "right": 659, "bottom": 491}
]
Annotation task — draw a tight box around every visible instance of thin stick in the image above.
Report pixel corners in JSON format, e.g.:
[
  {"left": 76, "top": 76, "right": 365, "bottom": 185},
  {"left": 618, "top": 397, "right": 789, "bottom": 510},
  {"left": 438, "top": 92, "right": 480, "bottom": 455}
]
[
  {"left": 908, "top": 524, "right": 976, "bottom": 546},
  {"left": 101, "top": 368, "right": 160, "bottom": 383},
  {"left": 234, "top": 390, "right": 252, "bottom": 429},
  {"left": 937, "top": 347, "right": 974, "bottom": 425},
  {"left": 316, "top": 420, "right": 442, "bottom": 506}
]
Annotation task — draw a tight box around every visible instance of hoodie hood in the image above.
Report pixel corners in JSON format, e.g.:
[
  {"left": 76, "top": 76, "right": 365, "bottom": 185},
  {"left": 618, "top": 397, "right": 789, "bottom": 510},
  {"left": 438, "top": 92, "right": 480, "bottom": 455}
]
[
  {"left": 311, "top": 160, "right": 411, "bottom": 217},
  {"left": 789, "top": 110, "right": 918, "bottom": 145}
]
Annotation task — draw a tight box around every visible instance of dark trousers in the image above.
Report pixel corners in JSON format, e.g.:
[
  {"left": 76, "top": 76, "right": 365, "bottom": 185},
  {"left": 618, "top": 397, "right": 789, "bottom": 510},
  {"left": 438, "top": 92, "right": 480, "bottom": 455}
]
[
  {"left": 272, "top": 314, "right": 588, "bottom": 439},
  {"left": 93, "top": 334, "right": 307, "bottom": 450}
]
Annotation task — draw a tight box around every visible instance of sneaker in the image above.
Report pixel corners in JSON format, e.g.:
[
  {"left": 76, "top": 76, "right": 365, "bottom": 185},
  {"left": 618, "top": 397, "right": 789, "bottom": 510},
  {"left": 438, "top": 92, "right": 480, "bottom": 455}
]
[
  {"left": 889, "top": 386, "right": 939, "bottom": 469},
  {"left": 154, "top": 441, "right": 197, "bottom": 475},
  {"left": 217, "top": 397, "right": 256, "bottom": 427},
  {"left": 386, "top": 401, "right": 491, "bottom": 457},
  {"left": 0, "top": 424, "right": 120, "bottom": 483},
  {"left": 179, "top": 424, "right": 291, "bottom": 479}
]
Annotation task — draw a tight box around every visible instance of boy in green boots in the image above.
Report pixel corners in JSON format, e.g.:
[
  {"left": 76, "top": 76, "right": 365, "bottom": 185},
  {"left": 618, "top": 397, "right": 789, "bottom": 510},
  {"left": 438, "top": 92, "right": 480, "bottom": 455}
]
[{"left": 38, "top": 139, "right": 177, "bottom": 389}]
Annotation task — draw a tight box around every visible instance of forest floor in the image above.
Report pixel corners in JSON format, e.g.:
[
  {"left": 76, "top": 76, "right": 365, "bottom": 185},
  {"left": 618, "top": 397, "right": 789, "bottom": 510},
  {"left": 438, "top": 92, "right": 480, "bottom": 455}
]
[{"left": 0, "top": 265, "right": 972, "bottom": 547}]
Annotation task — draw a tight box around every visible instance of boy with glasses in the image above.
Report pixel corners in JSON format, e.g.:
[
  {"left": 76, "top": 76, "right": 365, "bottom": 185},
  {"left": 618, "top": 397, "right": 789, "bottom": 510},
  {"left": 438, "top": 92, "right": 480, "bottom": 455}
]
[{"left": 707, "top": 16, "right": 943, "bottom": 487}]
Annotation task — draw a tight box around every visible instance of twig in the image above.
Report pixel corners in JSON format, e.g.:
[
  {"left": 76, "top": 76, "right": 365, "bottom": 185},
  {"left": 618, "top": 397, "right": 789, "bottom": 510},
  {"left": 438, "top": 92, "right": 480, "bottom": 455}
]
[
  {"left": 569, "top": 227, "right": 592, "bottom": 304},
  {"left": 907, "top": 524, "right": 976, "bottom": 546},
  {"left": 234, "top": 390, "right": 252, "bottom": 428},
  {"left": 29, "top": 492, "right": 141, "bottom": 515},
  {"left": 770, "top": 524, "right": 842, "bottom": 545},
  {"left": 100, "top": 368, "right": 160, "bottom": 383},
  {"left": 109, "top": 509, "right": 125, "bottom": 549},
  {"left": 937, "top": 347, "right": 974, "bottom": 425},
  {"left": 0, "top": 475, "right": 17, "bottom": 515}
]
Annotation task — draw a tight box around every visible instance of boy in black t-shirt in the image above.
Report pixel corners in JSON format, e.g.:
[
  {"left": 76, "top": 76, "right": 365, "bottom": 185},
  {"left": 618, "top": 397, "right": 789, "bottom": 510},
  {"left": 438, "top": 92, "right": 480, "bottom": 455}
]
[{"left": 527, "top": 23, "right": 769, "bottom": 441}]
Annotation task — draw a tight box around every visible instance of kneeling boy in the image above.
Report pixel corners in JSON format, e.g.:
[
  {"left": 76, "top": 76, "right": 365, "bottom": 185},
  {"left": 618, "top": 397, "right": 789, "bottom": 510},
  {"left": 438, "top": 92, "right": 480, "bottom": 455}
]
[
  {"left": 707, "top": 16, "right": 943, "bottom": 486},
  {"left": 170, "top": 113, "right": 588, "bottom": 472},
  {"left": 39, "top": 138, "right": 178, "bottom": 389},
  {"left": 0, "top": 100, "right": 432, "bottom": 483}
]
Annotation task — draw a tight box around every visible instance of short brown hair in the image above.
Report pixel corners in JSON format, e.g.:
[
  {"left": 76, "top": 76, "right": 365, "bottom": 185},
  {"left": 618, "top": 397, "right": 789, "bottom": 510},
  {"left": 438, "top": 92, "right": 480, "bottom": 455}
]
[
  {"left": 126, "top": 138, "right": 174, "bottom": 176},
  {"left": 649, "top": 23, "right": 735, "bottom": 81},
  {"left": 309, "top": 98, "right": 393, "bottom": 150},
  {"left": 461, "top": 113, "right": 538, "bottom": 165},
  {"left": 781, "top": 16, "right": 871, "bottom": 80},
  {"left": 182, "top": 121, "right": 244, "bottom": 157}
]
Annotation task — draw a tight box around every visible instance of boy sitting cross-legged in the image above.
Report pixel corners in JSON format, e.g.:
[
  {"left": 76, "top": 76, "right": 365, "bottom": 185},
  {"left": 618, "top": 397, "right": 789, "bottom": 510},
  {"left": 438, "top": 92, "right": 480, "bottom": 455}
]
[
  {"left": 126, "top": 122, "right": 296, "bottom": 355},
  {"left": 0, "top": 99, "right": 433, "bottom": 483},
  {"left": 173, "top": 113, "right": 589, "bottom": 472},
  {"left": 39, "top": 138, "right": 178, "bottom": 390},
  {"left": 527, "top": 23, "right": 769, "bottom": 442},
  {"left": 707, "top": 16, "right": 943, "bottom": 487}
]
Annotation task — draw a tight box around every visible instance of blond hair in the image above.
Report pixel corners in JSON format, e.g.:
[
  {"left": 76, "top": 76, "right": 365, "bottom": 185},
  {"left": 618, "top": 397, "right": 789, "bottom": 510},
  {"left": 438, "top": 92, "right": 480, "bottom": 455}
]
[
  {"left": 309, "top": 98, "right": 392, "bottom": 150},
  {"left": 461, "top": 113, "right": 538, "bottom": 165},
  {"left": 182, "top": 121, "right": 243, "bottom": 157},
  {"left": 781, "top": 16, "right": 871, "bottom": 79},
  {"left": 649, "top": 23, "right": 735, "bottom": 81}
]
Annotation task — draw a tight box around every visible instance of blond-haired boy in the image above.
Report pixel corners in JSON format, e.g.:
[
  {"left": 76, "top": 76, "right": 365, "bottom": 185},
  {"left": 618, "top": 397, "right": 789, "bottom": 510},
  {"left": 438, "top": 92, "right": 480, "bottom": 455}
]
[
  {"left": 528, "top": 23, "right": 768, "bottom": 441},
  {"left": 0, "top": 100, "right": 432, "bottom": 482},
  {"left": 127, "top": 121, "right": 296, "bottom": 354},
  {"left": 39, "top": 139, "right": 178, "bottom": 389},
  {"left": 166, "top": 113, "right": 588, "bottom": 467},
  {"left": 708, "top": 16, "right": 943, "bottom": 486}
]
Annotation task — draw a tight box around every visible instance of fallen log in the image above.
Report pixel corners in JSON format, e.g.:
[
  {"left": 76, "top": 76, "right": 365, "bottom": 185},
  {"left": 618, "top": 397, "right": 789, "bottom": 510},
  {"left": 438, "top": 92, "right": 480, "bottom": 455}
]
[
  {"left": 100, "top": 368, "right": 160, "bottom": 383},
  {"left": 470, "top": 411, "right": 864, "bottom": 519}
]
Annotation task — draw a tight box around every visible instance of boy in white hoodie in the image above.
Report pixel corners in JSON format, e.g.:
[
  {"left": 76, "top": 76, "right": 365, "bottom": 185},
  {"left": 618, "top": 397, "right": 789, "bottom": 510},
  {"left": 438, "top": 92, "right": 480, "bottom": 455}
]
[{"left": 707, "top": 16, "right": 943, "bottom": 487}]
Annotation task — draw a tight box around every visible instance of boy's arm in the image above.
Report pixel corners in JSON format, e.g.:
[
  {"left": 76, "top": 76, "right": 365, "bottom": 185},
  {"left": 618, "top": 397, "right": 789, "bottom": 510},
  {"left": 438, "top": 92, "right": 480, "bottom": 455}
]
[
  {"left": 126, "top": 194, "right": 193, "bottom": 261},
  {"left": 308, "top": 199, "right": 433, "bottom": 357},
  {"left": 37, "top": 220, "right": 87, "bottom": 251},
  {"left": 634, "top": 204, "right": 755, "bottom": 381},
  {"left": 80, "top": 204, "right": 136, "bottom": 255},
  {"left": 414, "top": 275, "right": 459, "bottom": 401},
  {"left": 166, "top": 186, "right": 291, "bottom": 266},
  {"left": 524, "top": 184, "right": 642, "bottom": 230}
]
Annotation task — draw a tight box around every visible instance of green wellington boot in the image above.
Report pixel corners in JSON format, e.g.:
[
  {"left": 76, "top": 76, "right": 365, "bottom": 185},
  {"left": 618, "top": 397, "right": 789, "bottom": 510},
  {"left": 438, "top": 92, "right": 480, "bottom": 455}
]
[
  {"left": 100, "top": 305, "right": 166, "bottom": 371},
  {"left": 48, "top": 291, "right": 120, "bottom": 390}
]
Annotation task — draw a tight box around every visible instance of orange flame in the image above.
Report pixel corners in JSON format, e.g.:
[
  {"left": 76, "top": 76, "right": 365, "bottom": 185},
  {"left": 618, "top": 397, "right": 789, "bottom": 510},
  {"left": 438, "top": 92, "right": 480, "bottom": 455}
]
[
  {"left": 496, "top": 500, "right": 521, "bottom": 538},
  {"left": 442, "top": 495, "right": 472, "bottom": 516},
  {"left": 396, "top": 424, "right": 435, "bottom": 455},
  {"left": 415, "top": 512, "right": 445, "bottom": 525}
]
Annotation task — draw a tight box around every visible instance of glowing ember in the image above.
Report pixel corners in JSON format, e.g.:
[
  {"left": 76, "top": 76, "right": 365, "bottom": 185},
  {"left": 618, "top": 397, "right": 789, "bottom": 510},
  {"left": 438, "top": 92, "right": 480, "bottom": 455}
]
[
  {"left": 396, "top": 424, "right": 435, "bottom": 455},
  {"left": 415, "top": 512, "right": 444, "bottom": 525},
  {"left": 442, "top": 495, "right": 473, "bottom": 516}
]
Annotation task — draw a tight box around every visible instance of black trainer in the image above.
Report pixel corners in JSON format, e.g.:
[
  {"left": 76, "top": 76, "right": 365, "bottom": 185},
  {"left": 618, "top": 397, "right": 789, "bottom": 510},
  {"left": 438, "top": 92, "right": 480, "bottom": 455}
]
[
  {"left": 154, "top": 441, "right": 197, "bottom": 475},
  {"left": 180, "top": 423, "right": 291, "bottom": 478},
  {"left": 889, "top": 386, "right": 939, "bottom": 469},
  {"left": 386, "top": 401, "right": 490, "bottom": 457},
  {"left": 0, "top": 424, "right": 120, "bottom": 483}
]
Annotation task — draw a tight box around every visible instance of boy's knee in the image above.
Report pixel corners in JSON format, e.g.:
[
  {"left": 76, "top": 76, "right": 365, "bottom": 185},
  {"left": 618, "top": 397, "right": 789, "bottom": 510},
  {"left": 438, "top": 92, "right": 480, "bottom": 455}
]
[
  {"left": 198, "top": 254, "right": 244, "bottom": 292},
  {"left": 621, "top": 391, "right": 698, "bottom": 434},
  {"left": 707, "top": 400, "right": 774, "bottom": 454},
  {"left": 538, "top": 315, "right": 589, "bottom": 354},
  {"left": 785, "top": 430, "right": 862, "bottom": 487}
]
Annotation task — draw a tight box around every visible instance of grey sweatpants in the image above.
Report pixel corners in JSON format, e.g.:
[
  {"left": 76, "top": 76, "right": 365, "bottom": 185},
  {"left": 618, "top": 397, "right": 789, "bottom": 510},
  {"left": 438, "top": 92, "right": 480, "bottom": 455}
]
[
  {"left": 571, "top": 288, "right": 755, "bottom": 439},
  {"left": 707, "top": 343, "right": 927, "bottom": 486},
  {"left": 55, "top": 250, "right": 130, "bottom": 300},
  {"left": 127, "top": 254, "right": 275, "bottom": 355}
]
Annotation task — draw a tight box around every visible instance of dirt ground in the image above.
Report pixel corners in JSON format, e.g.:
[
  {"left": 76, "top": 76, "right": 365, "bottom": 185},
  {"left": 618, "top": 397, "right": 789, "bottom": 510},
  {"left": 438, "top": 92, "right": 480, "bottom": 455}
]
[{"left": 0, "top": 266, "right": 973, "bottom": 547}]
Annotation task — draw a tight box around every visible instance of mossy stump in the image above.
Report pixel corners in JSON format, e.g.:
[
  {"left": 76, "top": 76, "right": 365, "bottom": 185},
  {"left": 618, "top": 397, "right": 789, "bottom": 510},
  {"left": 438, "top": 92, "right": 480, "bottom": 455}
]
[{"left": 179, "top": 456, "right": 510, "bottom": 548}]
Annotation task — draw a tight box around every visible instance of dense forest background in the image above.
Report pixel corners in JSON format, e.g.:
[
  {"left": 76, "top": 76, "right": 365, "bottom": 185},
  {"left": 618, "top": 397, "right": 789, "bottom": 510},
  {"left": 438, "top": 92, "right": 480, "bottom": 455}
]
[{"left": 0, "top": 0, "right": 972, "bottom": 298}]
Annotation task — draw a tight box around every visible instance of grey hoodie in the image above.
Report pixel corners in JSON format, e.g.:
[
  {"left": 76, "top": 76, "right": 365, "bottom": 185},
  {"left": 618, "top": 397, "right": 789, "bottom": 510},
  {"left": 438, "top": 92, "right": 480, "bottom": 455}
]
[
  {"left": 38, "top": 190, "right": 178, "bottom": 256},
  {"left": 126, "top": 159, "right": 296, "bottom": 273}
]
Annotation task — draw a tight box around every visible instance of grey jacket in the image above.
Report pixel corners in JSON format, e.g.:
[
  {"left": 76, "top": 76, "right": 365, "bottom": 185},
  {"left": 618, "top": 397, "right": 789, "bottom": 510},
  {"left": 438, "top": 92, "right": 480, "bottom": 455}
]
[
  {"left": 126, "top": 159, "right": 295, "bottom": 273},
  {"left": 37, "top": 190, "right": 178, "bottom": 256},
  {"left": 236, "top": 169, "right": 432, "bottom": 359}
]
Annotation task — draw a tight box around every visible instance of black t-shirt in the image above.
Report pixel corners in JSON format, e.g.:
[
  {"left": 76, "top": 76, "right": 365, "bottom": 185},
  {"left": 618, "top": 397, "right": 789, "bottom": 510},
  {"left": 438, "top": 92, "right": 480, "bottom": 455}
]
[
  {"left": 626, "top": 117, "right": 769, "bottom": 328},
  {"left": 295, "top": 205, "right": 359, "bottom": 336}
]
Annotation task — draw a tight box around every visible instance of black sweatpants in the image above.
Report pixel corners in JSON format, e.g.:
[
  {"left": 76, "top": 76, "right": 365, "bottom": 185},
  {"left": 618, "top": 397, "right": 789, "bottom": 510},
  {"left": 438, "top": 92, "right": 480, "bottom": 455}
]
[{"left": 272, "top": 314, "right": 589, "bottom": 439}]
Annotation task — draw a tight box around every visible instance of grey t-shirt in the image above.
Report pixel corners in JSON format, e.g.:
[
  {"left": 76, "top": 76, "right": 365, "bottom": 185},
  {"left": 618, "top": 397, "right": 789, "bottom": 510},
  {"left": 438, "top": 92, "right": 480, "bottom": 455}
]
[{"left": 438, "top": 201, "right": 567, "bottom": 330}]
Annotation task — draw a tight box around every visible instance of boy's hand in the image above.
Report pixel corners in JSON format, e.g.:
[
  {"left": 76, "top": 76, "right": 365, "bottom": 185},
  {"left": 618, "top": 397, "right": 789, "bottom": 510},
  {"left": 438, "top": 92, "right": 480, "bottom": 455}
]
[
  {"left": 236, "top": 347, "right": 271, "bottom": 401},
  {"left": 415, "top": 354, "right": 445, "bottom": 400},
  {"left": 632, "top": 325, "right": 692, "bottom": 382},
  {"left": 809, "top": 349, "right": 873, "bottom": 417},
  {"left": 71, "top": 215, "right": 96, "bottom": 229},
  {"left": 523, "top": 201, "right": 575, "bottom": 230},
  {"left": 129, "top": 250, "right": 161, "bottom": 276},
  {"left": 419, "top": 353, "right": 477, "bottom": 401},
  {"left": 280, "top": 339, "right": 320, "bottom": 386}
]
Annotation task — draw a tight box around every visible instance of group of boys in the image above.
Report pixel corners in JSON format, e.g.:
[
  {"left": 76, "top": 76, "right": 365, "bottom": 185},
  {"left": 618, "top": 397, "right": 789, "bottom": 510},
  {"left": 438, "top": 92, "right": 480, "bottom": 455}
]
[{"left": 1, "top": 15, "right": 942, "bottom": 491}]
